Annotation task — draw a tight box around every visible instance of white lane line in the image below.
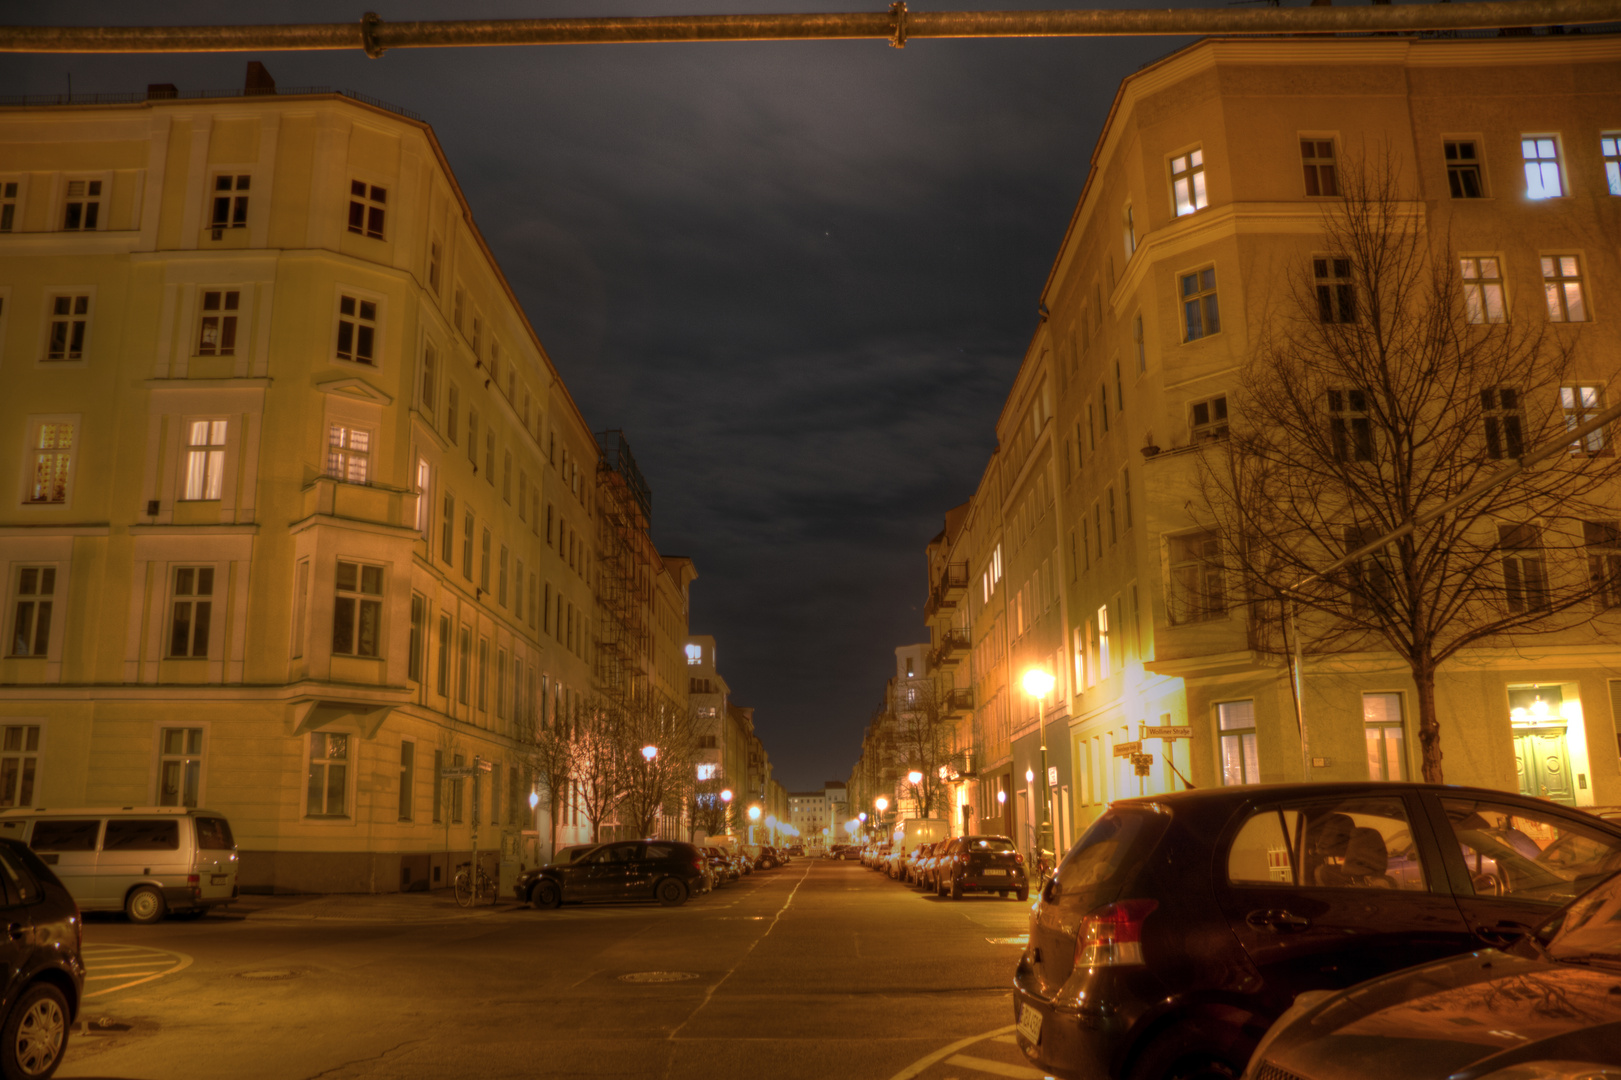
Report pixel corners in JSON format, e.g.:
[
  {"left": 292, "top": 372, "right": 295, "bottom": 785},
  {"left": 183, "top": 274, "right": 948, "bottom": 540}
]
[
  {"left": 886, "top": 1025, "right": 1018, "bottom": 1080},
  {"left": 991, "top": 1035, "right": 1018, "bottom": 1045},
  {"left": 84, "top": 949, "right": 192, "bottom": 999},
  {"left": 82, "top": 961, "right": 179, "bottom": 970},
  {"left": 667, "top": 860, "right": 811, "bottom": 1040},
  {"left": 944, "top": 1054, "right": 1048, "bottom": 1079},
  {"left": 85, "top": 972, "right": 169, "bottom": 981}
]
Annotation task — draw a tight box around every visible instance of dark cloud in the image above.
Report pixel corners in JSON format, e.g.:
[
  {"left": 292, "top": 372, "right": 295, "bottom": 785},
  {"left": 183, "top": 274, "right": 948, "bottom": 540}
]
[{"left": 1, "top": 0, "right": 1198, "bottom": 789}]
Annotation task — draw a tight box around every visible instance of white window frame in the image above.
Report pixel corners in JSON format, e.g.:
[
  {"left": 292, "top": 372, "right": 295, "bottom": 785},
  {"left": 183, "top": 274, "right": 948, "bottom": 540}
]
[
  {"left": 332, "top": 560, "right": 385, "bottom": 658},
  {"left": 1603, "top": 133, "right": 1621, "bottom": 197},
  {"left": 1542, "top": 254, "right": 1589, "bottom": 323},
  {"left": 1189, "top": 394, "right": 1228, "bottom": 442},
  {"left": 334, "top": 292, "right": 380, "bottom": 366},
  {"left": 59, "top": 175, "right": 107, "bottom": 232},
  {"left": 1216, "top": 700, "right": 1258, "bottom": 786},
  {"left": 1461, "top": 256, "right": 1507, "bottom": 325},
  {"left": 305, "top": 731, "right": 353, "bottom": 819},
  {"left": 7, "top": 567, "right": 56, "bottom": 658},
  {"left": 208, "top": 173, "right": 251, "bottom": 234},
  {"left": 1521, "top": 135, "right": 1565, "bottom": 200},
  {"left": 0, "top": 723, "right": 44, "bottom": 809},
  {"left": 195, "top": 289, "right": 241, "bottom": 356},
  {"left": 166, "top": 565, "right": 216, "bottom": 659},
  {"left": 22, "top": 416, "right": 79, "bottom": 507},
  {"left": 183, "top": 419, "right": 229, "bottom": 500},
  {"left": 327, "top": 423, "right": 373, "bottom": 485},
  {"left": 155, "top": 724, "right": 207, "bottom": 807},
  {"left": 398, "top": 738, "right": 416, "bottom": 822},
  {"left": 1170, "top": 147, "right": 1208, "bottom": 217},
  {"left": 347, "top": 179, "right": 387, "bottom": 240},
  {"left": 0, "top": 177, "right": 20, "bottom": 233},
  {"left": 42, "top": 291, "right": 92, "bottom": 364}
]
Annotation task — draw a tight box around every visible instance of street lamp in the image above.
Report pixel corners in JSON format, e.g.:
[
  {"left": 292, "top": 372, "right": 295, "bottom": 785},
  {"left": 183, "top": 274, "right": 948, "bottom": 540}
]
[
  {"left": 1022, "top": 667, "right": 1056, "bottom": 860},
  {"left": 642, "top": 745, "right": 658, "bottom": 762},
  {"left": 528, "top": 790, "right": 539, "bottom": 812}
]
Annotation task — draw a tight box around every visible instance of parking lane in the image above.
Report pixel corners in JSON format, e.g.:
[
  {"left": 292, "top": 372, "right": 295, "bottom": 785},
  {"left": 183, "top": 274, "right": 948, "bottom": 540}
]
[{"left": 81, "top": 943, "right": 192, "bottom": 999}]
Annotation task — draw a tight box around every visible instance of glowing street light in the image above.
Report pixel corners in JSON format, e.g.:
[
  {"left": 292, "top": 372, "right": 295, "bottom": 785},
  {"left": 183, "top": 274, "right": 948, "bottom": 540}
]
[
  {"left": 907, "top": 770, "right": 922, "bottom": 785},
  {"left": 997, "top": 789, "right": 1006, "bottom": 805},
  {"left": 1022, "top": 667, "right": 1056, "bottom": 860},
  {"left": 747, "top": 805, "right": 761, "bottom": 821},
  {"left": 642, "top": 745, "right": 659, "bottom": 762},
  {"left": 528, "top": 790, "right": 540, "bottom": 812},
  {"left": 720, "top": 788, "right": 733, "bottom": 804},
  {"left": 858, "top": 812, "right": 867, "bottom": 822},
  {"left": 874, "top": 796, "right": 889, "bottom": 814}
]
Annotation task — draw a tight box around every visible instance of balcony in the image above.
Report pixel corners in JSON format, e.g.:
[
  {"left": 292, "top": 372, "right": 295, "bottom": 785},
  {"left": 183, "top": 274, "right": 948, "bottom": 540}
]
[
  {"left": 928, "top": 627, "right": 970, "bottom": 670},
  {"left": 924, "top": 561, "right": 970, "bottom": 617},
  {"left": 944, "top": 687, "right": 973, "bottom": 717}
]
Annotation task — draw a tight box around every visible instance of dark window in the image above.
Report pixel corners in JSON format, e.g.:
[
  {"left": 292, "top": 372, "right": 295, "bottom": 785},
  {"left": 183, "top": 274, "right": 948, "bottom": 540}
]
[
  {"left": 1499, "top": 523, "right": 1548, "bottom": 614},
  {"left": 1190, "top": 395, "right": 1228, "bottom": 441},
  {"left": 336, "top": 295, "right": 377, "bottom": 365},
  {"left": 1181, "top": 268, "right": 1219, "bottom": 341},
  {"left": 1314, "top": 257, "right": 1356, "bottom": 323},
  {"left": 1301, "top": 139, "right": 1338, "bottom": 197},
  {"left": 1481, "top": 388, "right": 1525, "bottom": 459},
  {"left": 30, "top": 819, "right": 100, "bottom": 852},
  {"left": 210, "top": 174, "right": 250, "bottom": 230},
  {"left": 1327, "top": 389, "right": 1373, "bottom": 462},
  {"left": 103, "top": 819, "right": 180, "bottom": 851},
  {"left": 1445, "top": 140, "right": 1484, "bottom": 198},
  {"left": 1053, "top": 810, "right": 1163, "bottom": 904},
  {"left": 194, "top": 816, "right": 234, "bottom": 850},
  {"left": 347, "top": 180, "right": 386, "bottom": 239},
  {"left": 1585, "top": 521, "right": 1621, "bottom": 609}
]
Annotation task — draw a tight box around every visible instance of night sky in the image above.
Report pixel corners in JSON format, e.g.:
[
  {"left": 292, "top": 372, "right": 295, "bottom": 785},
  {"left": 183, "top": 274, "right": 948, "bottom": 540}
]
[{"left": 1, "top": 0, "right": 1202, "bottom": 790}]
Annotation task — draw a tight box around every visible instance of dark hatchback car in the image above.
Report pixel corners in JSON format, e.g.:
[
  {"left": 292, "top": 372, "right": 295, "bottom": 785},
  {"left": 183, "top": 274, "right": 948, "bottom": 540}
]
[
  {"left": 0, "top": 838, "right": 84, "bottom": 1080},
  {"left": 936, "top": 835, "right": 1028, "bottom": 900},
  {"left": 517, "top": 839, "right": 708, "bottom": 909},
  {"left": 1245, "top": 868, "right": 1621, "bottom": 1080},
  {"left": 1013, "top": 782, "right": 1621, "bottom": 1080}
]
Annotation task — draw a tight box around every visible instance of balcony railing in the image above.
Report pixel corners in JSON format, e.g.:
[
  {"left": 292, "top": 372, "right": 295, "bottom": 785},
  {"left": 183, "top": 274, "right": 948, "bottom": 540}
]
[
  {"left": 945, "top": 687, "right": 973, "bottom": 715},
  {"left": 928, "top": 627, "right": 970, "bottom": 670},
  {"left": 924, "top": 561, "right": 971, "bottom": 617}
]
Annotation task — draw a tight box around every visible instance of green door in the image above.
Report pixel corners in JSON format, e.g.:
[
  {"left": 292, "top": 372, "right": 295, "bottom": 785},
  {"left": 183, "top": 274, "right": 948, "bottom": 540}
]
[{"left": 1515, "top": 728, "right": 1575, "bottom": 806}]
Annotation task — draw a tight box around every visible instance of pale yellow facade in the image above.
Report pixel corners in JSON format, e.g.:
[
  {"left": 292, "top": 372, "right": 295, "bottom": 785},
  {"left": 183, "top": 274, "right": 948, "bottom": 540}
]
[
  {"left": 0, "top": 89, "right": 613, "bottom": 891},
  {"left": 911, "top": 32, "right": 1621, "bottom": 856}
]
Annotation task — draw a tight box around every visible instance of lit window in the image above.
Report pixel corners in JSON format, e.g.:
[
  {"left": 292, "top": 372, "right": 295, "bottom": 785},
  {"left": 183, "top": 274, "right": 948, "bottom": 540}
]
[
  {"left": 1181, "top": 268, "right": 1219, "bottom": 341},
  {"left": 0, "top": 725, "right": 41, "bottom": 807},
  {"left": 210, "top": 174, "right": 249, "bottom": 232},
  {"left": 415, "top": 458, "right": 431, "bottom": 534},
  {"left": 686, "top": 643, "right": 703, "bottom": 665},
  {"left": 307, "top": 733, "right": 350, "bottom": 816},
  {"left": 1300, "top": 139, "right": 1338, "bottom": 197},
  {"left": 1542, "top": 255, "right": 1587, "bottom": 323},
  {"left": 1217, "top": 701, "right": 1257, "bottom": 786},
  {"left": 1363, "top": 694, "right": 1406, "bottom": 782},
  {"left": 336, "top": 295, "right": 377, "bottom": 364},
  {"left": 1327, "top": 390, "right": 1373, "bottom": 462},
  {"left": 0, "top": 181, "right": 17, "bottom": 232},
  {"left": 1521, "top": 136, "right": 1564, "bottom": 199},
  {"left": 46, "top": 295, "right": 90, "bottom": 361},
  {"left": 168, "top": 567, "right": 214, "bottom": 657},
  {"left": 1562, "top": 385, "right": 1607, "bottom": 456},
  {"left": 196, "top": 290, "right": 239, "bottom": 355},
  {"left": 1171, "top": 149, "right": 1207, "bottom": 217},
  {"left": 28, "top": 422, "right": 74, "bottom": 504},
  {"left": 158, "top": 727, "right": 204, "bottom": 807},
  {"left": 1314, "top": 257, "right": 1356, "bottom": 323},
  {"left": 1190, "top": 395, "right": 1228, "bottom": 442},
  {"left": 1461, "top": 257, "right": 1506, "bottom": 324},
  {"left": 9, "top": 568, "right": 54, "bottom": 657},
  {"left": 1499, "top": 523, "right": 1548, "bottom": 614},
  {"left": 1481, "top": 388, "right": 1524, "bottom": 460},
  {"left": 326, "top": 424, "right": 371, "bottom": 484},
  {"left": 61, "top": 179, "right": 101, "bottom": 231},
  {"left": 333, "top": 561, "right": 383, "bottom": 657},
  {"left": 184, "top": 420, "right": 227, "bottom": 500},
  {"left": 347, "top": 180, "right": 386, "bottom": 239},
  {"left": 1604, "top": 134, "right": 1621, "bottom": 197},
  {"left": 1445, "top": 141, "right": 1484, "bottom": 199},
  {"left": 1097, "top": 604, "right": 1111, "bottom": 680}
]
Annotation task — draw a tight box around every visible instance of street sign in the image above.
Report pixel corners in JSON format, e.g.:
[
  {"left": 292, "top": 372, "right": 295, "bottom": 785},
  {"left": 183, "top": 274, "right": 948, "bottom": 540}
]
[
  {"left": 440, "top": 767, "right": 474, "bottom": 779},
  {"left": 1112, "top": 741, "right": 1142, "bottom": 757},
  {"left": 1131, "top": 753, "right": 1153, "bottom": 777},
  {"left": 1141, "top": 724, "right": 1194, "bottom": 740},
  {"left": 1047, "top": 766, "right": 1058, "bottom": 787}
]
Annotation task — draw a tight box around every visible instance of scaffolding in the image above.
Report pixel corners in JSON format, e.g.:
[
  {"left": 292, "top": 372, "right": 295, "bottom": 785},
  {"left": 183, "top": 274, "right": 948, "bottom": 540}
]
[{"left": 593, "top": 430, "right": 657, "bottom": 714}]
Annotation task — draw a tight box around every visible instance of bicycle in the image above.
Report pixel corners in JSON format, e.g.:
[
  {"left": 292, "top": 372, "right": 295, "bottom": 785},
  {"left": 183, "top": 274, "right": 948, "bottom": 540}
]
[{"left": 453, "top": 859, "right": 497, "bottom": 907}]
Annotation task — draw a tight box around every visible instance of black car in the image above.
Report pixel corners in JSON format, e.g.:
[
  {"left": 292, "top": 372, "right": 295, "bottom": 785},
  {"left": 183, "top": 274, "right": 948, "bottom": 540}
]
[
  {"left": 1012, "top": 782, "right": 1621, "bottom": 1080},
  {"left": 1245, "top": 868, "right": 1621, "bottom": 1080},
  {"left": 516, "top": 839, "right": 708, "bottom": 909},
  {"left": 0, "top": 838, "right": 84, "bottom": 1080},
  {"left": 936, "top": 835, "right": 1028, "bottom": 900}
]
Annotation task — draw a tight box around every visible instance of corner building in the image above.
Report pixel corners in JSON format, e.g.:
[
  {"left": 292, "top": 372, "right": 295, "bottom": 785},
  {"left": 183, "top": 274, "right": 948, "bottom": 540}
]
[
  {"left": 0, "top": 86, "right": 619, "bottom": 891},
  {"left": 930, "top": 31, "right": 1621, "bottom": 849}
]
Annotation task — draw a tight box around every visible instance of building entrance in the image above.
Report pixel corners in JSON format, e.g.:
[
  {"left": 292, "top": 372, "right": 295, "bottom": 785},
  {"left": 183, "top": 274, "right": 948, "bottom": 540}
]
[{"left": 1515, "top": 726, "right": 1575, "bottom": 806}]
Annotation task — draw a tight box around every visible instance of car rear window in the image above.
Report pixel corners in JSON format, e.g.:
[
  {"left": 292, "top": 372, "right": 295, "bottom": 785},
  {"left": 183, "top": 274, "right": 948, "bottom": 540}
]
[
  {"left": 967, "top": 838, "right": 1016, "bottom": 852},
  {"left": 1055, "top": 809, "right": 1164, "bottom": 902},
  {"left": 104, "top": 819, "right": 180, "bottom": 851},
  {"left": 194, "top": 816, "right": 234, "bottom": 850},
  {"left": 30, "top": 819, "right": 100, "bottom": 852}
]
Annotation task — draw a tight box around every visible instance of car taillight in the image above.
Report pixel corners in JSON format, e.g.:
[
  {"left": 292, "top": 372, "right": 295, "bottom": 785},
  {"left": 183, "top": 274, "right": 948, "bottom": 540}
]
[
  {"left": 186, "top": 874, "right": 200, "bottom": 884},
  {"left": 1014, "top": 852, "right": 1024, "bottom": 864},
  {"left": 1075, "top": 899, "right": 1157, "bottom": 968}
]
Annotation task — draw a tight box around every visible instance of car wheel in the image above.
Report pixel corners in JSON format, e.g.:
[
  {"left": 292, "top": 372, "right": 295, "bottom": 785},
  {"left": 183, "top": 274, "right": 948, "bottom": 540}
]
[
  {"left": 125, "top": 885, "right": 166, "bottom": 924},
  {"left": 950, "top": 879, "right": 963, "bottom": 901},
  {"left": 1126, "top": 1020, "right": 1252, "bottom": 1080},
  {"left": 1015, "top": 885, "right": 1029, "bottom": 902},
  {"left": 530, "top": 880, "right": 562, "bottom": 910},
  {"left": 656, "top": 878, "right": 688, "bottom": 907},
  {"left": 1, "top": 982, "right": 68, "bottom": 1080}
]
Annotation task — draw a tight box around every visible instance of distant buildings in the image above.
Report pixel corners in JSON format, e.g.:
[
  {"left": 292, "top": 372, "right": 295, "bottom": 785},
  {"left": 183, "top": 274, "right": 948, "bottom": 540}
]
[{"left": 852, "top": 30, "right": 1621, "bottom": 853}]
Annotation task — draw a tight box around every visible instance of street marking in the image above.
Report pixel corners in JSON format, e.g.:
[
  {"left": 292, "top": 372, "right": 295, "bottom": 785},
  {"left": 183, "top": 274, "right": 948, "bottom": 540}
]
[
  {"left": 82, "top": 945, "right": 191, "bottom": 999},
  {"left": 992, "top": 1035, "right": 1018, "bottom": 1044},
  {"left": 986, "top": 936, "right": 1028, "bottom": 946},
  {"left": 886, "top": 1025, "right": 1017, "bottom": 1080},
  {"left": 944, "top": 1054, "right": 1048, "bottom": 1079}
]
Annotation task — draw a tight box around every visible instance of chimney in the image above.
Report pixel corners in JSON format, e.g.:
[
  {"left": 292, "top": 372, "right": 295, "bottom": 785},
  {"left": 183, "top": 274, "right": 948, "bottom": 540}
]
[{"left": 244, "top": 61, "right": 276, "bottom": 96}]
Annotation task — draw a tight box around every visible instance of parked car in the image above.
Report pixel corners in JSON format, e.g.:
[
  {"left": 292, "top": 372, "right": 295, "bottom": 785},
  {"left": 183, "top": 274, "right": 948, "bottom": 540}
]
[
  {"left": 890, "top": 818, "right": 948, "bottom": 880},
  {"left": 0, "top": 837, "right": 84, "bottom": 1080},
  {"left": 1244, "top": 867, "right": 1621, "bottom": 1080},
  {"left": 1012, "top": 782, "right": 1621, "bottom": 1080},
  {"left": 0, "top": 806, "right": 238, "bottom": 924},
  {"left": 516, "top": 839, "right": 709, "bottom": 909},
  {"left": 938, "top": 835, "right": 1027, "bottom": 900},
  {"left": 551, "top": 844, "right": 600, "bottom": 864},
  {"left": 703, "top": 846, "right": 739, "bottom": 884}
]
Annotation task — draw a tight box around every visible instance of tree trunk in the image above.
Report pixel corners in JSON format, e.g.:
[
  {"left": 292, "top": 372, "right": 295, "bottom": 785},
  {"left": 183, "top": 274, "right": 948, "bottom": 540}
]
[
  {"left": 1414, "top": 661, "right": 1444, "bottom": 784},
  {"left": 547, "top": 790, "right": 559, "bottom": 860}
]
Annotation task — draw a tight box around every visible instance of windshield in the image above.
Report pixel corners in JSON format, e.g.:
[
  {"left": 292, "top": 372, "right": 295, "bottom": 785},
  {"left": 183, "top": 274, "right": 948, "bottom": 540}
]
[{"left": 1543, "top": 870, "right": 1621, "bottom": 965}]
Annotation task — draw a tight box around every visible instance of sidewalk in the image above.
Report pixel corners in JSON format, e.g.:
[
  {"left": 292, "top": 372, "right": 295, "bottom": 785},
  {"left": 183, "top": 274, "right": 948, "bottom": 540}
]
[{"left": 228, "top": 890, "right": 527, "bottom": 922}]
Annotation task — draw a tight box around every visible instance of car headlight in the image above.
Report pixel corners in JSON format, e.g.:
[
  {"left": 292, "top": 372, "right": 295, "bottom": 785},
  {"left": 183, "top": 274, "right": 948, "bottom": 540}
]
[
  {"left": 1242, "top": 990, "right": 1337, "bottom": 1079},
  {"left": 1476, "top": 1064, "right": 1621, "bottom": 1080}
]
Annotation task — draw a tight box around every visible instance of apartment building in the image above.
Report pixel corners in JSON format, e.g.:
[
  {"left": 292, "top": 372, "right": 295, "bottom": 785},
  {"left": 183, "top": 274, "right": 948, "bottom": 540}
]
[
  {"left": 913, "top": 30, "right": 1621, "bottom": 853},
  {"left": 0, "top": 75, "right": 624, "bottom": 892}
]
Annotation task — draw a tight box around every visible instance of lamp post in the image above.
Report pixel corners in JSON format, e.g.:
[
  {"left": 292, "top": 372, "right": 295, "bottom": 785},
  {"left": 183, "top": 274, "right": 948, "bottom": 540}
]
[
  {"left": 996, "top": 786, "right": 1008, "bottom": 841},
  {"left": 906, "top": 769, "right": 923, "bottom": 817},
  {"left": 1021, "top": 668, "right": 1056, "bottom": 860},
  {"left": 527, "top": 789, "right": 540, "bottom": 866},
  {"left": 747, "top": 803, "right": 761, "bottom": 844},
  {"left": 640, "top": 745, "right": 659, "bottom": 839}
]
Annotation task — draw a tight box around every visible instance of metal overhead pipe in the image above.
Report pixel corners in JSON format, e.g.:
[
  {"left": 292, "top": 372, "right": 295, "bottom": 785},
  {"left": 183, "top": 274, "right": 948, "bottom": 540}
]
[{"left": 2, "top": 0, "right": 1618, "bottom": 56}]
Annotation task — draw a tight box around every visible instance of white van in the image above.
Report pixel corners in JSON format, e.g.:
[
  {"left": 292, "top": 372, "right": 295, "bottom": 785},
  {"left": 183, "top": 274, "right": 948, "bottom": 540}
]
[
  {"left": 888, "top": 817, "right": 948, "bottom": 879},
  {"left": 0, "top": 807, "right": 238, "bottom": 923}
]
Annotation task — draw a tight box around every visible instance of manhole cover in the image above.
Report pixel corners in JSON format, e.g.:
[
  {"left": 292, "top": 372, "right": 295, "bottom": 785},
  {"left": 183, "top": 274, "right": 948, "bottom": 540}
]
[
  {"left": 238, "top": 969, "right": 300, "bottom": 980},
  {"left": 618, "top": 971, "right": 699, "bottom": 983}
]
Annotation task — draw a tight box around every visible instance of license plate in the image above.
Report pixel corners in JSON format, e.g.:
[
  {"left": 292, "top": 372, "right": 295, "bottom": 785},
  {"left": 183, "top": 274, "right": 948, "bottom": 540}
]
[
  {"left": 984, "top": 868, "right": 1007, "bottom": 876},
  {"left": 211, "top": 874, "right": 229, "bottom": 885},
  {"left": 1017, "top": 1000, "right": 1043, "bottom": 1044}
]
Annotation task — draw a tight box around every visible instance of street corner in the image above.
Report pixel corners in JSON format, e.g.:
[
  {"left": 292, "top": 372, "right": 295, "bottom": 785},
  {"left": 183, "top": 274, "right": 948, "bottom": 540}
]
[{"left": 890, "top": 1025, "right": 1055, "bottom": 1080}]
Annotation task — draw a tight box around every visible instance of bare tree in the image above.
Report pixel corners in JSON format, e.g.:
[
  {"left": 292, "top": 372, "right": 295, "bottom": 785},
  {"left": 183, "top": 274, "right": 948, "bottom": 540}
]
[
  {"left": 690, "top": 769, "right": 733, "bottom": 840},
  {"left": 1195, "top": 149, "right": 1621, "bottom": 783},
  {"left": 571, "top": 696, "right": 630, "bottom": 844},
  {"left": 889, "top": 680, "right": 955, "bottom": 818},
  {"left": 620, "top": 695, "right": 696, "bottom": 839},
  {"left": 517, "top": 697, "right": 580, "bottom": 860}
]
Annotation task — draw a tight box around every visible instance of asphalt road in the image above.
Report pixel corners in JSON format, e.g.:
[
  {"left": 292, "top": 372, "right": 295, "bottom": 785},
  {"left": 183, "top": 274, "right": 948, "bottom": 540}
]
[{"left": 60, "top": 859, "right": 1047, "bottom": 1080}]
